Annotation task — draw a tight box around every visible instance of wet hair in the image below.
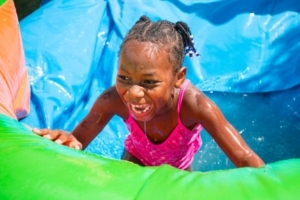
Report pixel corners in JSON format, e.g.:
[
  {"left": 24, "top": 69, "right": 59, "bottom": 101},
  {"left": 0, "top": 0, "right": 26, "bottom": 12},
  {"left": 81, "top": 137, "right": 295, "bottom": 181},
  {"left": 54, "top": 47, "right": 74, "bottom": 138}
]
[{"left": 120, "top": 15, "right": 199, "bottom": 73}]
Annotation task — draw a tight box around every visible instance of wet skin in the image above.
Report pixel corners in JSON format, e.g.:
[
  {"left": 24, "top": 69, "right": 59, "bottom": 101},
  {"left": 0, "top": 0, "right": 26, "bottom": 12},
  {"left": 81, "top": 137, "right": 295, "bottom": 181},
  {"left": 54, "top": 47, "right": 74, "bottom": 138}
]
[
  {"left": 37, "top": 40, "right": 264, "bottom": 170},
  {"left": 116, "top": 41, "right": 185, "bottom": 143}
]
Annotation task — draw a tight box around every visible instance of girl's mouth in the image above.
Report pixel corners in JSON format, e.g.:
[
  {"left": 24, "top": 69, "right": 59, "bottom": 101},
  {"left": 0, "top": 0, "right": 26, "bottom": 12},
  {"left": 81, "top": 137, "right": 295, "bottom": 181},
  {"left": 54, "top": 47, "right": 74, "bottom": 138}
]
[{"left": 130, "top": 103, "right": 152, "bottom": 114}]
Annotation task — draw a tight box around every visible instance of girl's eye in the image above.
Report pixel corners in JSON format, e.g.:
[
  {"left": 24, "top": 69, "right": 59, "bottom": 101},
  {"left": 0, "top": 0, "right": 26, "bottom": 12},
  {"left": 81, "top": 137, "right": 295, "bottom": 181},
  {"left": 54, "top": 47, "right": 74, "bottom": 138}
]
[
  {"left": 143, "top": 80, "right": 157, "bottom": 84},
  {"left": 118, "top": 75, "right": 129, "bottom": 81}
]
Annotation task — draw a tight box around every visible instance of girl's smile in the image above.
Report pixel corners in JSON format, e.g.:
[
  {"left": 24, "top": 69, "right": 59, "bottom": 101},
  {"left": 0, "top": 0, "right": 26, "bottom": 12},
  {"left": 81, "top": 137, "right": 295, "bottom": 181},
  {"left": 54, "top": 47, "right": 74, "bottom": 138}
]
[
  {"left": 128, "top": 102, "right": 154, "bottom": 121},
  {"left": 130, "top": 103, "right": 152, "bottom": 114},
  {"left": 116, "top": 40, "right": 178, "bottom": 122}
]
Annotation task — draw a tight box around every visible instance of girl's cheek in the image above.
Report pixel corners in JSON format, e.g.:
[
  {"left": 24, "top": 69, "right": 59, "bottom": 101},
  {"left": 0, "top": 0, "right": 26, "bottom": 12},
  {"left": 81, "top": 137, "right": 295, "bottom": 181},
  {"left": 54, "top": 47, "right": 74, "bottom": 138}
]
[
  {"left": 122, "top": 90, "right": 130, "bottom": 102},
  {"left": 115, "top": 83, "right": 124, "bottom": 94}
]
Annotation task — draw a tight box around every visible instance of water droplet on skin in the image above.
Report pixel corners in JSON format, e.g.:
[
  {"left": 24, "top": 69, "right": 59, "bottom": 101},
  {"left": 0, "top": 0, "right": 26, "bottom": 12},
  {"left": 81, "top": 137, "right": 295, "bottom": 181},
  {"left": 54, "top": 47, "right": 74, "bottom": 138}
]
[{"left": 144, "top": 121, "right": 147, "bottom": 137}]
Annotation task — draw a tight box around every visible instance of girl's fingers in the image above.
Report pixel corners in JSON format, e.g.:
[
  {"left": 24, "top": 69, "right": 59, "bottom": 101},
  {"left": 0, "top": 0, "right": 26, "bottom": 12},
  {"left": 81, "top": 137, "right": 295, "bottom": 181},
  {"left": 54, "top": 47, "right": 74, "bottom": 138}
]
[
  {"left": 32, "top": 128, "right": 82, "bottom": 150},
  {"left": 69, "top": 142, "right": 82, "bottom": 150},
  {"left": 48, "top": 129, "right": 66, "bottom": 140},
  {"left": 43, "top": 134, "right": 52, "bottom": 139},
  {"left": 54, "top": 133, "right": 71, "bottom": 144},
  {"left": 41, "top": 130, "right": 58, "bottom": 140},
  {"left": 33, "top": 129, "right": 68, "bottom": 141},
  {"left": 32, "top": 128, "right": 54, "bottom": 137},
  {"left": 65, "top": 137, "right": 83, "bottom": 150},
  {"left": 54, "top": 133, "right": 82, "bottom": 150},
  {"left": 32, "top": 128, "right": 43, "bottom": 135},
  {"left": 54, "top": 139, "right": 63, "bottom": 144}
]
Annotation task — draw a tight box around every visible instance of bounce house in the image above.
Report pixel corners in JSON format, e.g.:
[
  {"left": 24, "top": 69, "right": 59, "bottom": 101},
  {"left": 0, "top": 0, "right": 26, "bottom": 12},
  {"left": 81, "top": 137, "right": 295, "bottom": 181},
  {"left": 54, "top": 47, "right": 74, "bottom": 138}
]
[{"left": 1, "top": 0, "right": 300, "bottom": 199}]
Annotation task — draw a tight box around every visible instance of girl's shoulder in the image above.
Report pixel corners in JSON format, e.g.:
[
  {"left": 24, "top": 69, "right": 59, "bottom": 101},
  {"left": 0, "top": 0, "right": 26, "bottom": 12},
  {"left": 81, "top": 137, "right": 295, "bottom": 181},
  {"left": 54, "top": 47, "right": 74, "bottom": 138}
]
[
  {"left": 93, "top": 85, "right": 128, "bottom": 119},
  {"left": 96, "top": 86, "right": 121, "bottom": 102},
  {"left": 182, "top": 83, "right": 207, "bottom": 106},
  {"left": 180, "top": 83, "right": 217, "bottom": 124}
]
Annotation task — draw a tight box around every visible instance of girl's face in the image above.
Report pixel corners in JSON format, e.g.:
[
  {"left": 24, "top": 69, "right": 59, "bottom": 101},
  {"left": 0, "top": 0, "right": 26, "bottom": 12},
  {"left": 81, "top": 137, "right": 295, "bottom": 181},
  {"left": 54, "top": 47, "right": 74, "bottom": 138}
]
[{"left": 116, "top": 40, "right": 180, "bottom": 122}]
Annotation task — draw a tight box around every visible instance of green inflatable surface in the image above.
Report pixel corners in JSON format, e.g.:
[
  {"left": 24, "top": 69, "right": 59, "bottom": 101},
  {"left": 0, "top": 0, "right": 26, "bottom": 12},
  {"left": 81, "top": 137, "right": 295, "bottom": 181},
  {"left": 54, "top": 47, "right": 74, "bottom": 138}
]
[
  {"left": 0, "top": 114, "right": 300, "bottom": 199},
  {"left": 0, "top": 0, "right": 5, "bottom": 6}
]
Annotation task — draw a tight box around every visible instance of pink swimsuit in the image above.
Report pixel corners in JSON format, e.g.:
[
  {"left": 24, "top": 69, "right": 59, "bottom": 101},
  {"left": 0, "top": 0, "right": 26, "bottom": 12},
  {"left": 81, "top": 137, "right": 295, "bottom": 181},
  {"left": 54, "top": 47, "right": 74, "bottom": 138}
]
[{"left": 124, "top": 80, "right": 202, "bottom": 169}]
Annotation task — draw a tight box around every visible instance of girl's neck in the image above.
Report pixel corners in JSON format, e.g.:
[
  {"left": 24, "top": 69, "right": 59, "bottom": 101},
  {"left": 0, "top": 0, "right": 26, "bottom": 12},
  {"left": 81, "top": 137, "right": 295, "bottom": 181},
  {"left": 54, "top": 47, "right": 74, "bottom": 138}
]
[
  {"left": 153, "top": 87, "right": 179, "bottom": 117},
  {"left": 137, "top": 107, "right": 178, "bottom": 144},
  {"left": 135, "top": 88, "right": 180, "bottom": 144}
]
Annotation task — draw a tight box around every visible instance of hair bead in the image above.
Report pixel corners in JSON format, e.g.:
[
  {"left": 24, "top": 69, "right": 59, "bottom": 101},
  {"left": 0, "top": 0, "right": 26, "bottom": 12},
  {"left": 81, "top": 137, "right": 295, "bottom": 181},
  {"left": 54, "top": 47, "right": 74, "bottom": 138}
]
[{"left": 174, "top": 22, "right": 200, "bottom": 58}]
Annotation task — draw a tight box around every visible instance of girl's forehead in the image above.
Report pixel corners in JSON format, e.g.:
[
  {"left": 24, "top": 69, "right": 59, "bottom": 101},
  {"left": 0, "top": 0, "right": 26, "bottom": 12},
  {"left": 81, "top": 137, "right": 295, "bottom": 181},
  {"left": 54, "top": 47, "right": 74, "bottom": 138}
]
[
  {"left": 123, "top": 40, "right": 164, "bottom": 54},
  {"left": 119, "top": 41, "right": 173, "bottom": 73},
  {"left": 124, "top": 41, "right": 171, "bottom": 64}
]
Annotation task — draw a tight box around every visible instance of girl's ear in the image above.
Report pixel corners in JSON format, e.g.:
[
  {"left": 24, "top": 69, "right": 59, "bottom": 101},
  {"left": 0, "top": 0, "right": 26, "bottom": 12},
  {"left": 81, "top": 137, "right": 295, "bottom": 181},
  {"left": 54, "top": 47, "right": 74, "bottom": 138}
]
[{"left": 174, "top": 67, "right": 187, "bottom": 88}]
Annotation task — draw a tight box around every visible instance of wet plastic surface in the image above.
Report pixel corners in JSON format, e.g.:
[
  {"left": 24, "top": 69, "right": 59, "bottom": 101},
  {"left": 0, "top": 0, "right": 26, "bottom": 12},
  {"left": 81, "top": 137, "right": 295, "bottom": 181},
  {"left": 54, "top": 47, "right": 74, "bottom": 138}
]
[{"left": 19, "top": 0, "right": 300, "bottom": 171}]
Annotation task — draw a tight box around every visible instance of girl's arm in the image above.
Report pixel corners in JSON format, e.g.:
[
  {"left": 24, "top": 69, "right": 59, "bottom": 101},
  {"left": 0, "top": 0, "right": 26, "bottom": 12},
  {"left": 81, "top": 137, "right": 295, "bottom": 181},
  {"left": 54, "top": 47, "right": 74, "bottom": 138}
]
[
  {"left": 183, "top": 85, "right": 264, "bottom": 168},
  {"left": 72, "top": 86, "right": 127, "bottom": 149},
  {"left": 33, "top": 86, "right": 126, "bottom": 150}
]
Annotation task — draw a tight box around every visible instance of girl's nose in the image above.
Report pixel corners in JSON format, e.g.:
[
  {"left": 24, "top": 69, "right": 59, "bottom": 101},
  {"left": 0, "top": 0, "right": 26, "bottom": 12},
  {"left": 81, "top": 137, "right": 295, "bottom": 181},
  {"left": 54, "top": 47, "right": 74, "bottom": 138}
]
[{"left": 128, "top": 85, "right": 144, "bottom": 100}]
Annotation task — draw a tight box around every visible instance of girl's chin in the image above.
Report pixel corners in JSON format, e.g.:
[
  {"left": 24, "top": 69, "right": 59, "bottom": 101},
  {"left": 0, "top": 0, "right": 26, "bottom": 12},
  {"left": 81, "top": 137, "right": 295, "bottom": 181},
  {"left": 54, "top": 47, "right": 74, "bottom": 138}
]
[
  {"left": 128, "top": 103, "right": 155, "bottom": 122},
  {"left": 130, "top": 112, "right": 154, "bottom": 122},
  {"left": 129, "top": 107, "right": 155, "bottom": 122}
]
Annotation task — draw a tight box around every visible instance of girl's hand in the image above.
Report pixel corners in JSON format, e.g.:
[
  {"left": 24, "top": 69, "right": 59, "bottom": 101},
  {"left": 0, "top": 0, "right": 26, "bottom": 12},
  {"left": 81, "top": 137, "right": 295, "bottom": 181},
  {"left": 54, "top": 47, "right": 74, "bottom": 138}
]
[{"left": 32, "top": 128, "right": 83, "bottom": 150}]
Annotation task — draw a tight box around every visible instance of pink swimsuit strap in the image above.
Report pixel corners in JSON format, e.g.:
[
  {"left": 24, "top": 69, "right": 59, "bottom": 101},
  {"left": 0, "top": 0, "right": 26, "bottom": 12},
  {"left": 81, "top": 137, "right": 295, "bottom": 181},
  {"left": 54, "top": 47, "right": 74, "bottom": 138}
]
[{"left": 177, "top": 79, "right": 190, "bottom": 113}]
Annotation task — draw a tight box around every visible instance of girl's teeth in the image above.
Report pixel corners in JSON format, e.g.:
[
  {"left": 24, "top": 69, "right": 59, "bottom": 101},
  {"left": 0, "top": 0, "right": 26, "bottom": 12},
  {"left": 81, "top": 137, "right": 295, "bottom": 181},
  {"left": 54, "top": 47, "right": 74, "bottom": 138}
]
[{"left": 131, "top": 104, "right": 151, "bottom": 113}]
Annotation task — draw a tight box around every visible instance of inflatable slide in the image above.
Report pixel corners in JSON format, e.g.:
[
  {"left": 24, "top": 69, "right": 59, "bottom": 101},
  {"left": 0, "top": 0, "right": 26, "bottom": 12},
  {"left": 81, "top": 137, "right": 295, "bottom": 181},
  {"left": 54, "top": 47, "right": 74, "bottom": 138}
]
[{"left": 1, "top": 0, "right": 300, "bottom": 199}]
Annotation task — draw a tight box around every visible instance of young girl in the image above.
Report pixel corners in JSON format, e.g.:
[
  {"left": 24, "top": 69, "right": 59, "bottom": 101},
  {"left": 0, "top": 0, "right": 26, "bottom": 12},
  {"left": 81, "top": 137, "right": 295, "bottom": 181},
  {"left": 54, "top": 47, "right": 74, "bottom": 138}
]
[{"left": 33, "top": 15, "right": 264, "bottom": 171}]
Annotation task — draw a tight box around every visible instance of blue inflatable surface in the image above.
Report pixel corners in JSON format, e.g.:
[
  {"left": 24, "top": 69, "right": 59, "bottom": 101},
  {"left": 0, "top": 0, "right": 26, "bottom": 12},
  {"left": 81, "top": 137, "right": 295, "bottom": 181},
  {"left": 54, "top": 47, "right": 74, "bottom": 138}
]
[{"left": 20, "top": 0, "right": 300, "bottom": 171}]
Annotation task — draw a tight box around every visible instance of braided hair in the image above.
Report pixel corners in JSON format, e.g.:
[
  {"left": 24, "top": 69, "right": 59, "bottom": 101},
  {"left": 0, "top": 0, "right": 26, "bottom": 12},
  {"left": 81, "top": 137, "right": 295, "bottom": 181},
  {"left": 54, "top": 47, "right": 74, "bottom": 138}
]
[{"left": 120, "top": 15, "right": 200, "bottom": 74}]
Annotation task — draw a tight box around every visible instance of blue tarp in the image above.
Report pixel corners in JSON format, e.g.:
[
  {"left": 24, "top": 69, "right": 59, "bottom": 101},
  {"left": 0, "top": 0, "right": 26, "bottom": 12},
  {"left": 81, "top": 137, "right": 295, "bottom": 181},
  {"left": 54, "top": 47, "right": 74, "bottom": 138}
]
[{"left": 20, "top": 0, "right": 300, "bottom": 171}]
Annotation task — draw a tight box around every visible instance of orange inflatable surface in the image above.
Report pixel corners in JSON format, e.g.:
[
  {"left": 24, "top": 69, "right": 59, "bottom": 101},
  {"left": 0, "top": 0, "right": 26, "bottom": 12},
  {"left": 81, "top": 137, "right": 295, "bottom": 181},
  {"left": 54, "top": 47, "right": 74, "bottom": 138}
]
[{"left": 0, "top": 0, "right": 30, "bottom": 119}]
